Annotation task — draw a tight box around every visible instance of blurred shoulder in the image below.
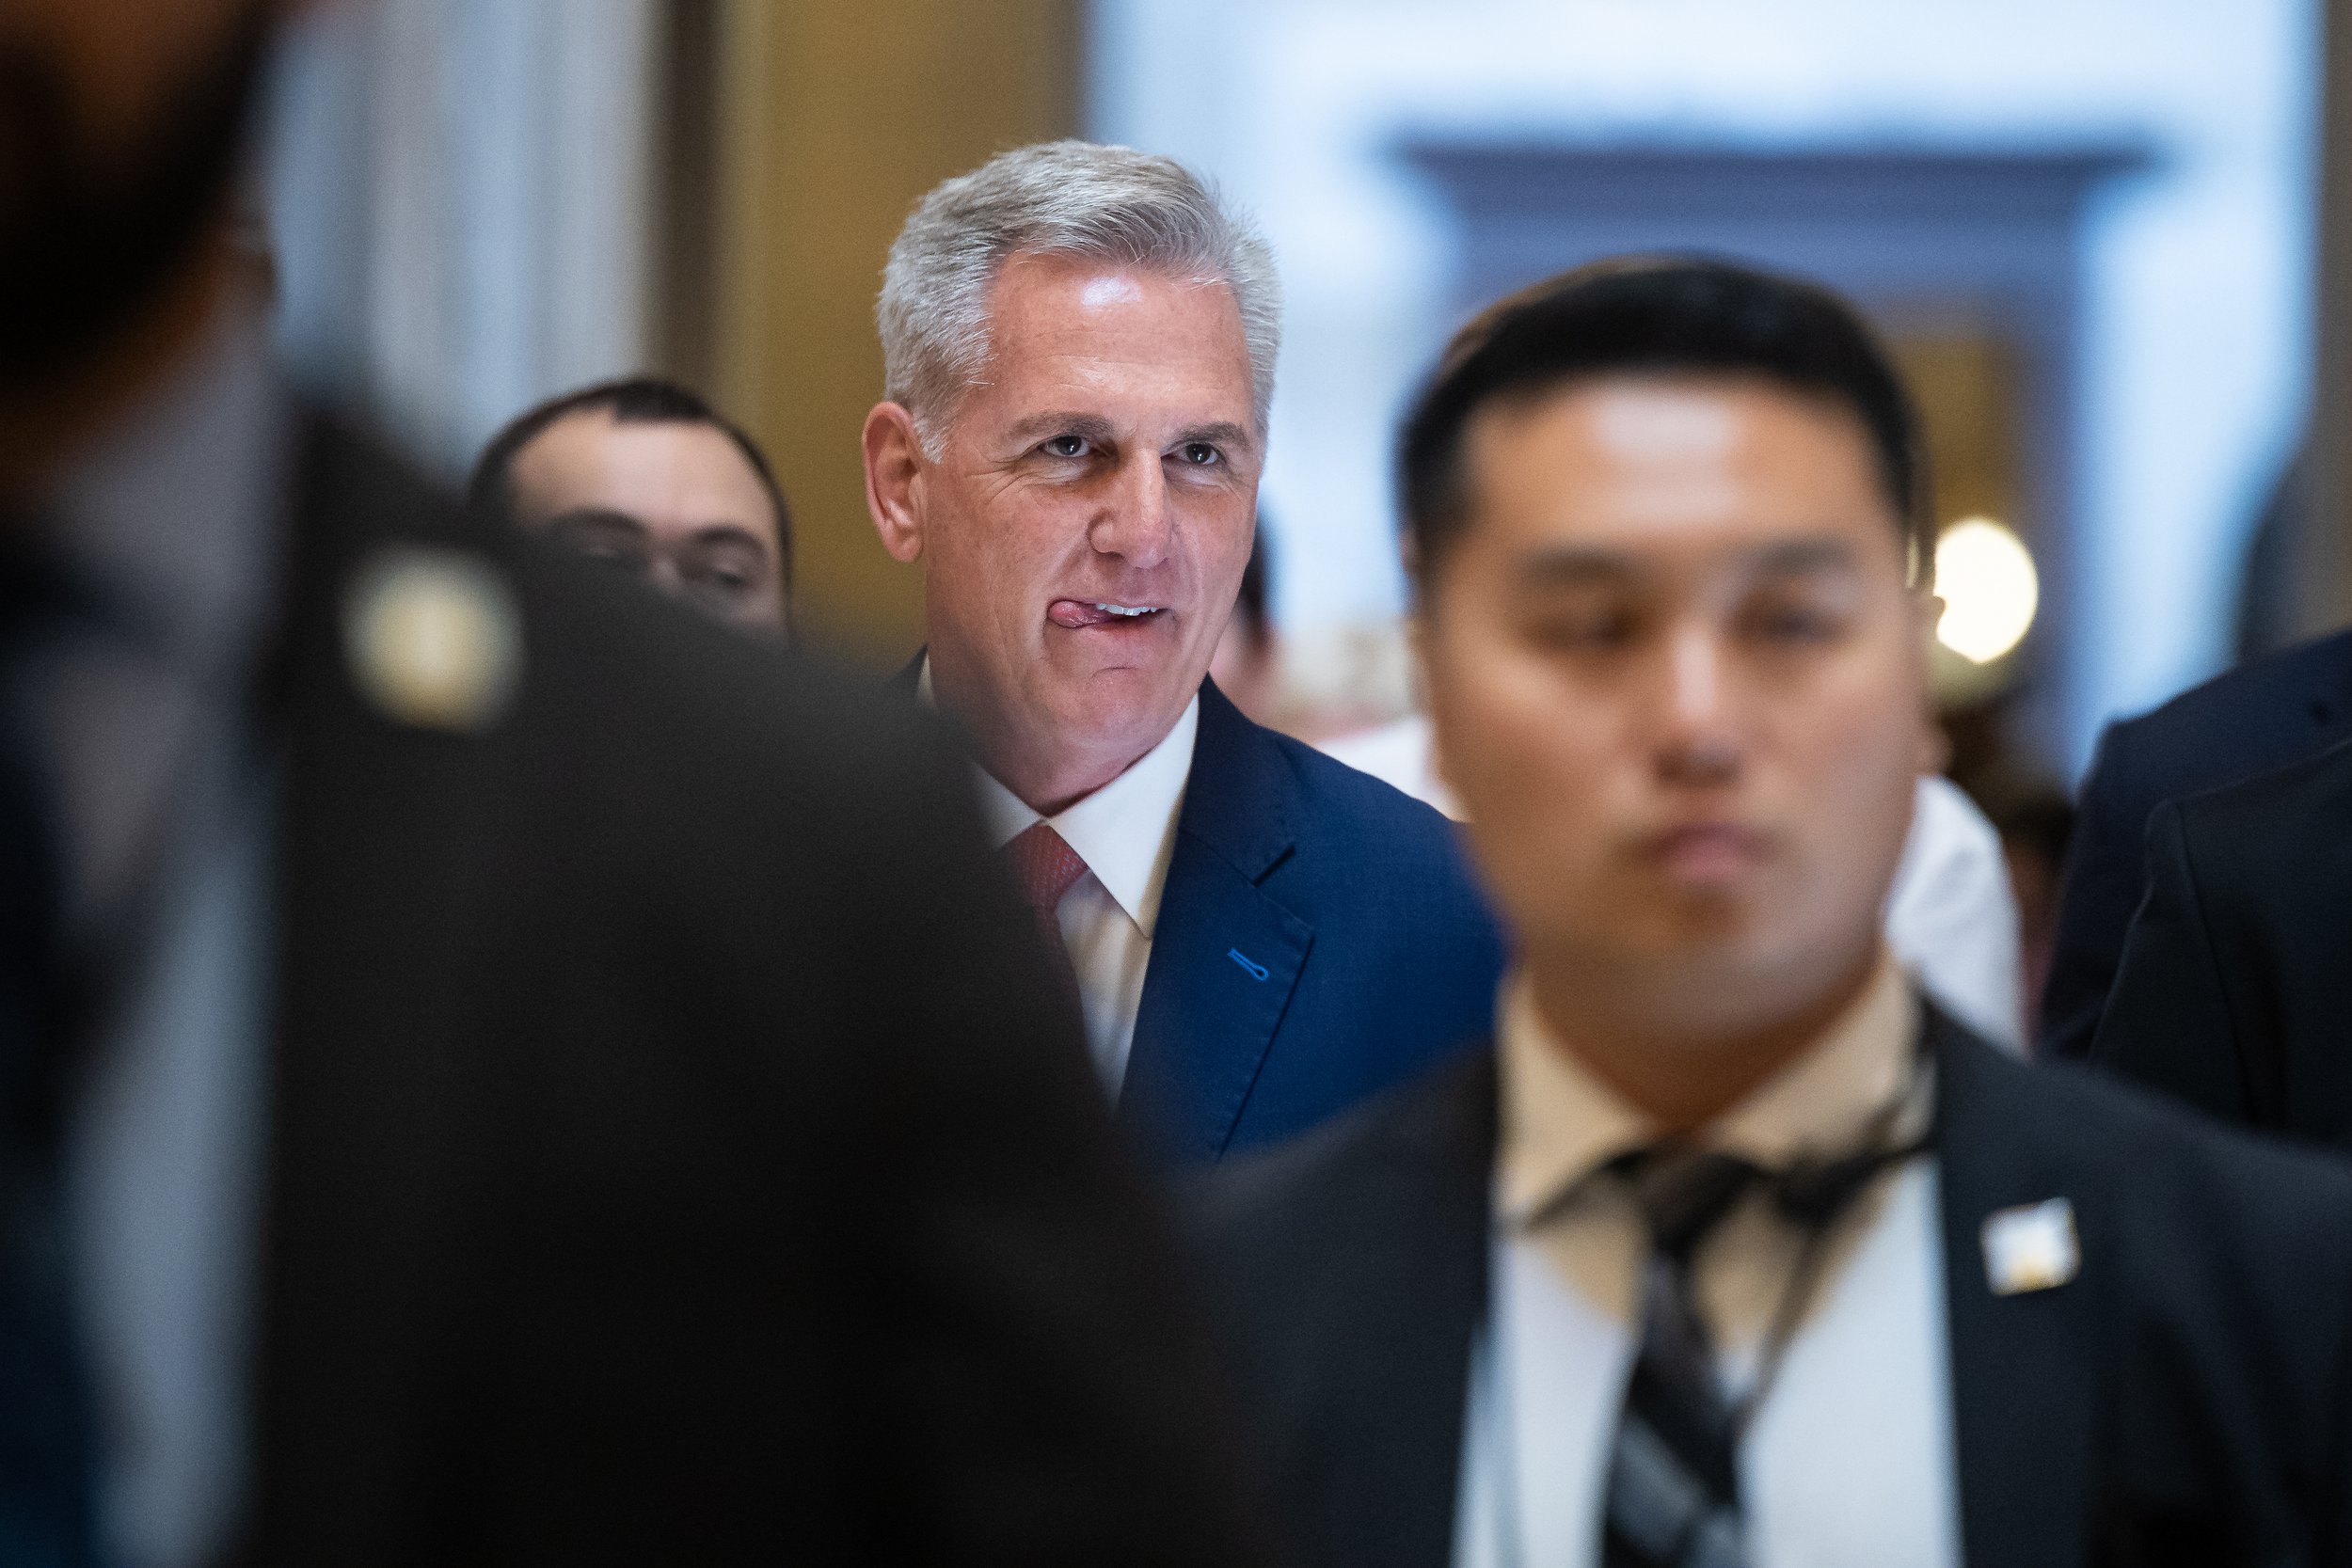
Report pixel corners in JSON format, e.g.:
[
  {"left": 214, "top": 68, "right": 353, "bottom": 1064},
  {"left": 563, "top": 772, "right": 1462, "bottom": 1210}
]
[
  {"left": 2099, "top": 630, "right": 2352, "bottom": 792},
  {"left": 1961, "top": 1028, "right": 2352, "bottom": 1257},
  {"left": 1194, "top": 1048, "right": 1495, "bottom": 1252},
  {"left": 2155, "top": 732, "right": 2352, "bottom": 920}
]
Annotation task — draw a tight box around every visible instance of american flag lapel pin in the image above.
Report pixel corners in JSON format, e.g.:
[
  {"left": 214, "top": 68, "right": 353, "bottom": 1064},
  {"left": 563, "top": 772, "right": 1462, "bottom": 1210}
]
[{"left": 1981, "top": 1196, "right": 2078, "bottom": 1295}]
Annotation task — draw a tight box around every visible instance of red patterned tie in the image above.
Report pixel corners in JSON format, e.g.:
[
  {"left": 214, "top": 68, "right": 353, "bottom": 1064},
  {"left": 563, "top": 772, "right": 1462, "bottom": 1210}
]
[{"left": 1001, "top": 821, "right": 1089, "bottom": 1002}]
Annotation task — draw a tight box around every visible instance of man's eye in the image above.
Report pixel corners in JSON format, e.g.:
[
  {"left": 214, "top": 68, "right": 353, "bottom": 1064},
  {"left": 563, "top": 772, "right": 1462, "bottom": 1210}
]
[
  {"left": 580, "top": 541, "right": 650, "bottom": 573},
  {"left": 1534, "top": 612, "right": 1635, "bottom": 650},
  {"left": 1175, "top": 442, "right": 1220, "bottom": 467},
  {"left": 1745, "top": 604, "right": 1841, "bottom": 643},
  {"left": 1043, "top": 435, "right": 1090, "bottom": 458}
]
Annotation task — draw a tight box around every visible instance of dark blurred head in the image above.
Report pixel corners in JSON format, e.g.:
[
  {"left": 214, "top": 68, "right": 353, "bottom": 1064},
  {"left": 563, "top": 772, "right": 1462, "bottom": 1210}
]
[
  {"left": 1207, "top": 518, "right": 1279, "bottom": 724},
  {"left": 471, "top": 377, "right": 794, "bottom": 639},
  {"left": 1400, "top": 257, "right": 1937, "bottom": 1076},
  {"left": 0, "top": 0, "right": 278, "bottom": 389}
]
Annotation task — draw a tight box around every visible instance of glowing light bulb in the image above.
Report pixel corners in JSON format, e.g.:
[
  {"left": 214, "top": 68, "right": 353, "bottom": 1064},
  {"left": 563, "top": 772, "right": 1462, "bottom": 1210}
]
[{"left": 1934, "top": 517, "right": 2038, "bottom": 664}]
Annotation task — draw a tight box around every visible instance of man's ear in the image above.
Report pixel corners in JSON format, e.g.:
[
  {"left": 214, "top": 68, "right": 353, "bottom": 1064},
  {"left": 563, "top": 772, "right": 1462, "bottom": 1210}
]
[{"left": 863, "top": 403, "right": 930, "bottom": 563}]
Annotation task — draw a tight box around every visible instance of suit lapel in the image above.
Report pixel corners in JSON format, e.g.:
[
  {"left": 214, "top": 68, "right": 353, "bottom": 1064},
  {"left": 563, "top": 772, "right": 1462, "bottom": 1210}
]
[
  {"left": 1120, "top": 682, "right": 1310, "bottom": 1161},
  {"left": 1932, "top": 1011, "right": 2103, "bottom": 1568},
  {"left": 246, "top": 421, "right": 511, "bottom": 1559}
]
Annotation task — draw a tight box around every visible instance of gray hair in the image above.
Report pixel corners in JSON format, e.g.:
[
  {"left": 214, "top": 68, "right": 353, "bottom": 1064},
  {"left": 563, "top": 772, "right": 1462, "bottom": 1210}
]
[{"left": 878, "top": 139, "right": 1281, "bottom": 455}]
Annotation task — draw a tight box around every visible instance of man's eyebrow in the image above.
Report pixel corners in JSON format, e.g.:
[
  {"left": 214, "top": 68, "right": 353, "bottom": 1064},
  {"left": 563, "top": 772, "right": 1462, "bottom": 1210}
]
[
  {"left": 1748, "top": 537, "right": 1863, "bottom": 575},
  {"left": 1002, "top": 410, "right": 1119, "bottom": 448},
  {"left": 546, "top": 507, "right": 650, "bottom": 537},
  {"left": 1510, "top": 536, "right": 1862, "bottom": 586},
  {"left": 1172, "top": 420, "right": 1257, "bottom": 456},
  {"left": 687, "top": 524, "right": 773, "bottom": 553},
  {"left": 1515, "top": 546, "right": 1644, "bottom": 587}
]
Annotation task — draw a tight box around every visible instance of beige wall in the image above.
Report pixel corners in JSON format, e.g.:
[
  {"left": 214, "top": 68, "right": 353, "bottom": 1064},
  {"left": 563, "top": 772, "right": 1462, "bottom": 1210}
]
[{"left": 709, "top": 1, "right": 1083, "bottom": 665}]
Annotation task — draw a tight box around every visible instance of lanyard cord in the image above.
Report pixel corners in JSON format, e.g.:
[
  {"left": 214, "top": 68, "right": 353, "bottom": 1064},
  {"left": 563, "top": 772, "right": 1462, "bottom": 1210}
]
[{"left": 1483, "top": 1047, "right": 1937, "bottom": 1566}]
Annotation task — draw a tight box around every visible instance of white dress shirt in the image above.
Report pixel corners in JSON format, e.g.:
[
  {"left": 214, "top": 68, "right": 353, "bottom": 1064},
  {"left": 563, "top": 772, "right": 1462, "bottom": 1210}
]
[
  {"left": 1884, "top": 775, "right": 2025, "bottom": 1051},
  {"left": 918, "top": 661, "right": 1198, "bottom": 1095},
  {"left": 1454, "top": 957, "right": 1960, "bottom": 1568},
  {"left": 1318, "top": 714, "right": 2026, "bottom": 1052}
]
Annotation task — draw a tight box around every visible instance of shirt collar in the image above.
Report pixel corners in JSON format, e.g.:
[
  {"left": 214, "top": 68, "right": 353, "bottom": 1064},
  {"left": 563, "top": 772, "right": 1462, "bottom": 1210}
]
[
  {"left": 36, "top": 301, "right": 289, "bottom": 673},
  {"left": 918, "top": 656, "right": 1199, "bottom": 936},
  {"left": 1497, "top": 949, "right": 1917, "bottom": 1227}
]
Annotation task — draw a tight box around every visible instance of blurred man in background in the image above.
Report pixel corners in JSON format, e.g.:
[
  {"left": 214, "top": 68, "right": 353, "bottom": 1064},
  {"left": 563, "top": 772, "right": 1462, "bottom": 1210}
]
[
  {"left": 2089, "top": 727, "right": 2352, "bottom": 1145},
  {"left": 2041, "top": 618, "right": 2352, "bottom": 1059},
  {"left": 864, "top": 141, "right": 1503, "bottom": 1162},
  {"left": 1198, "top": 260, "right": 2352, "bottom": 1568},
  {"left": 1204, "top": 522, "right": 1280, "bottom": 727},
  {"left": 469, "top": 376, "right": 793, "bottom": 638},
  {"left": 0, "top": 4, "right": 1272, "bottom": 1564}
]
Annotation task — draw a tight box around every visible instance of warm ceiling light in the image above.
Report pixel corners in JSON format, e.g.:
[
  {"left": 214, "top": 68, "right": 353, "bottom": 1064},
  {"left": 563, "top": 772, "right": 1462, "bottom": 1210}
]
[{"left": 1934, "top": 517, "right": 2039, "bottom": 664}]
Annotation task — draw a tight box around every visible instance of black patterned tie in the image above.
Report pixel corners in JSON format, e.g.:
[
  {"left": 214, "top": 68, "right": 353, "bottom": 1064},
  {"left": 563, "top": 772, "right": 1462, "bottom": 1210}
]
[
  {"left": 0, "top": 546, "right": 96, "bottom": 1566},
  {"left": 1600, "top": 1148, "right": 1760, "bottom": 1568}
]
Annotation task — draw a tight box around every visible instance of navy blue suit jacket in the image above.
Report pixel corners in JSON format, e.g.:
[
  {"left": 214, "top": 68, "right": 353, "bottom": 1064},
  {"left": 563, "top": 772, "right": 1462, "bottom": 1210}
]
[
  {"left": 2040, "top": 628, "right": 2352, "bottom": 1060},
  {"left": 1117, "top": 682, "right": 1505, "bottom": 1163},
  {"left": 901, "top": 658, "right": 1506, "bottom": 1163}
]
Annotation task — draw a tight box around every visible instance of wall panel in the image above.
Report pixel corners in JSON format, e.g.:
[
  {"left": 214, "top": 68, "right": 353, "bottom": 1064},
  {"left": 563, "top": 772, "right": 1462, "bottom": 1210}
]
[{"left": 711, "top": 0, "right": 1083, "bottom": 661}]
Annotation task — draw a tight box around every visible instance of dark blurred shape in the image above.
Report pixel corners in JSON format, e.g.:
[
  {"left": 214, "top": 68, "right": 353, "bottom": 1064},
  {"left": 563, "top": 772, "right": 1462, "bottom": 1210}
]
[
  {"left": 2090, "top": 734, "right": 2352, "bottom": 1148},
  {"left": 1207, "top": 518, "right": 1279, "bottom": 727},
  {"left": 2232, "top": 451, "right": 2306, "bottom": 662},
  {"left": 469, "top": 376, "right": 795, "bottom": 636},
  {"left": 249, "top": 436, "right": 1270, "bottom": 1565},
  {"left": 0, "top": 5, "right": 1274, "bottom": 1563},
  {"left": 0, "top": 2, "right": 269, "bottom": 379},
  {"left": 2037, "top": 626, "right": 2352, "bottom": 1058}
]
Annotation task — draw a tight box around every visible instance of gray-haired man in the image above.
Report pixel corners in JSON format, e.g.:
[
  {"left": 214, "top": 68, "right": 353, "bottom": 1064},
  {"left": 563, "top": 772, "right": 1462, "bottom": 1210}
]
[{"left": 863, "top": 140, "right": 1505, "bottom": 1163}]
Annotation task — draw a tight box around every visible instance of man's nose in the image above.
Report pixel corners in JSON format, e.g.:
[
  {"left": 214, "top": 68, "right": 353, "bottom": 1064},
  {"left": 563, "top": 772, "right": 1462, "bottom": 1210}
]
[
  {"left": 644, "top": 553, "right": 685, "bottom": 602},
  {"left": 1089, "top": 452, "right": 1175, "bottom": 569},
  {"left": 1655, "top": 625, "right": 1741, "bottom": 785}
]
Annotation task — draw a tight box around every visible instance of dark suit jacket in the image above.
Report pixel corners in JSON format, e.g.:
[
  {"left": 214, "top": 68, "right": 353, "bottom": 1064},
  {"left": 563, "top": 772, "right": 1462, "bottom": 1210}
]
[
  {"left": 239, "top": 420, "right": 1271, "bottom": 1565},
  {"left": 2042, "top": 629, "right": 2352, "bottom": 1059},
  {"left": 1194, "top": 1006, "right": 2352, "bottom": 1568},
  {"left": 896, "top": 659, "right": 1507, "bottom": 1164},
  {"left": 2090, "top": 736, "right": 2352, "bottom": 1147},
  {"left": 1121, "top": 683, "right": 1505, "bottom": 1161}
]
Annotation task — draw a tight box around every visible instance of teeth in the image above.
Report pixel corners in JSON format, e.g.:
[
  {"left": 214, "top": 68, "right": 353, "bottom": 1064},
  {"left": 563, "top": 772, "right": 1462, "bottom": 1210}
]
[{"left": 1094, "top": 603, "right": 1155, "bottom": 616}]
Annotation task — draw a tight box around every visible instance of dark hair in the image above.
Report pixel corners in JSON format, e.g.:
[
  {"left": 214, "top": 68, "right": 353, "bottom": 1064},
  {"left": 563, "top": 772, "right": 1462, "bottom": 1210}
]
[
  {"left": 1398, "top": 257, "right": 1926, "bottom": 586},
  {"left": 469, "top": 375, "right": 795, "bottom": 596}
]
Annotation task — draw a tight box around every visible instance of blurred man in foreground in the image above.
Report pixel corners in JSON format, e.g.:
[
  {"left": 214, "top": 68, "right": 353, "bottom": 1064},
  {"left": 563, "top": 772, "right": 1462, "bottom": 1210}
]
[
  {"left": 1226, "top": 543, "right": 2028, "bottom": 1046},
  {"left": 1197, "top": 260, "right": 2352, "bottom": 1568},
  {"left": 863, "top": 141, "right": 1502, "bottom": 1161},
  {"left": 469, "top": 375, "right": 793, "bottom": 638},
  {"left": 0, "top": 4, "right": 1269, "bottom": 1564}
]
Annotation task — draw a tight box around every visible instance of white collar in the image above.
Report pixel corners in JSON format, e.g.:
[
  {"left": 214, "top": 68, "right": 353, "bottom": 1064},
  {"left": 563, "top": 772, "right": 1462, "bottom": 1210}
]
[
  {"left": 918, "top": 657, "right": 1199, "bottom": 936},
  {"left": 1496, "top": 950, "right": 1918, "bottom": 1227}
]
